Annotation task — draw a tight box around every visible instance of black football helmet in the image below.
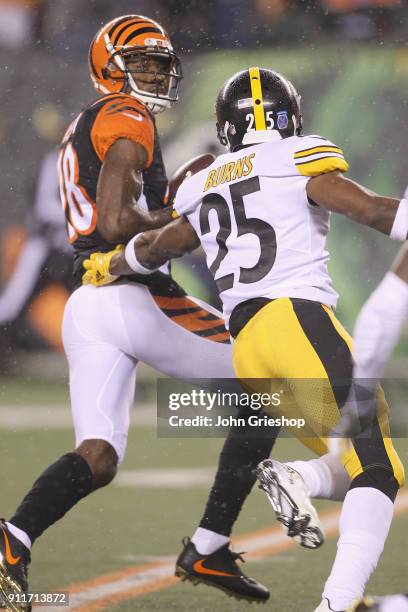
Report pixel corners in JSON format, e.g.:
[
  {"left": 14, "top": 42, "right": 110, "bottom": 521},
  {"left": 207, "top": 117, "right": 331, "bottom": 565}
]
[{"left": 216, "top": 67, "right": 302, "bottom": 150}]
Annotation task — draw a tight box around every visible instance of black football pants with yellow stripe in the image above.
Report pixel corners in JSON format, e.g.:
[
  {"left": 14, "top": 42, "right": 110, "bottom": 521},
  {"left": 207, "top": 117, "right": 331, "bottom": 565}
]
[{"left": 232, "top": 298, "right": 404, "bottom": 500}]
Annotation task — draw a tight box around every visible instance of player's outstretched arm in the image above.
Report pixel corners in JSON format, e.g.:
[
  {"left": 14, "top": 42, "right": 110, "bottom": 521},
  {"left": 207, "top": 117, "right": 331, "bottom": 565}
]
[
  {"left": 96, "top": 138, "right": 173, "bottom": 243},
  {"left": 306, "top": 170, "right": 401, "bottom": 236},
  {"left": 110, "top": 217, "right": 200, "bottom": 276},
  {"left": 329, "top": 242, "right": 408, "bottom": 445},
  {"left": 353, "top": 242, "right": 408, "bottom": 382}
]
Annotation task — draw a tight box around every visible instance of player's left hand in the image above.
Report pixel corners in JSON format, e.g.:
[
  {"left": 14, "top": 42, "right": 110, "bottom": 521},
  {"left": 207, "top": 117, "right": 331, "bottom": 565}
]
[{"left": 82, "top": 245, "right": 124, "bottom": 287}]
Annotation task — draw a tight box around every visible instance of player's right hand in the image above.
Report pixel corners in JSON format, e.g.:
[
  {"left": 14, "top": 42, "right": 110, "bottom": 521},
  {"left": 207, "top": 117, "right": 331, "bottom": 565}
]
[{"left": 82, "top": 245, "right": 124, "bottom": 287}]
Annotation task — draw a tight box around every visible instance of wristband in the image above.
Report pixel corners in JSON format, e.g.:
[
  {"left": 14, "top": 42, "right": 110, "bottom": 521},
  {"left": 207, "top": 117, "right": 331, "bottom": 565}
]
[
  {"left": 125, "top": 234, "right": 154, "bottom": 275},
  {"left": 390, "top": 197, "right": 408, "bottom": 241}
]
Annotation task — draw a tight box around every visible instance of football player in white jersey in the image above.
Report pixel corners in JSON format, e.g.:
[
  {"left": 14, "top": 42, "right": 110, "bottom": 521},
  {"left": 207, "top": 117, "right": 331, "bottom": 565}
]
[{"left": 85, "top": 67, "right": 407, "bottom": 612}]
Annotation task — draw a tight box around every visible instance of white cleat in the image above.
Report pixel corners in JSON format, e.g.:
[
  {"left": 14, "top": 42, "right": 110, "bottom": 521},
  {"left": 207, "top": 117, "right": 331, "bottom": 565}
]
[
  {"left": 256, "top": 459, "right": 324, "bottom": 549},
  {"left": 315, "top": 598, "right": 345, "bottom": 611},
  {"left": 348, "top": 595, "right": 408, "bottom": 612}
]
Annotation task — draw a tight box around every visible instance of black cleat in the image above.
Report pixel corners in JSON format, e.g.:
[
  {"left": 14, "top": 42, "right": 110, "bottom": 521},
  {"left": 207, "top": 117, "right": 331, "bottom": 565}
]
[
  {"left": 0, "top": 520, "right": 31, "bottom": 612},
  {"left": 175, "top": 537, "right": 269, "bottom": 603}
]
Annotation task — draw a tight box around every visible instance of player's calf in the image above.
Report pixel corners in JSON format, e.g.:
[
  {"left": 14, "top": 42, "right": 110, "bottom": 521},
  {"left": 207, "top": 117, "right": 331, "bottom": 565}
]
[
  {"left": 0, "top": 441, "right": 118, "bottom": 611},
  {"left": 7, "top": 450, "right": 96, "bottom": 547},
  {"left": 321, "top": 468, "right": 400, "bottom": 611}
]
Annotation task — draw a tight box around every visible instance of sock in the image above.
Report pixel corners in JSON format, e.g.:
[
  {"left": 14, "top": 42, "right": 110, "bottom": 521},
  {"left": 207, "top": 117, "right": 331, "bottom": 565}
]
[
  {"left": 198, "top": 412, "right": 278, "bottom": 536},
  {"left": 286, "top": 453, "right": 350, "bottom": 501},
  {"left": 191, "top": 527, "right": 229, "bottom": 555},
  {"left": 323, "top": 487, "right": 394, "bottom": 610},
  {"left": 5, "top": 523, "right": 32, "bottom": 550},
  {"left": 9, "top": 452, "right": 93, "bottom": 544}
]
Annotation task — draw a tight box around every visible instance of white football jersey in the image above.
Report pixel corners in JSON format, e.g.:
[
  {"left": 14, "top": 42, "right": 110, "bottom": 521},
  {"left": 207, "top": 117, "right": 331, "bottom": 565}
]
[{"left": 173, "top": 134, "right": 349, "bottom": 326}]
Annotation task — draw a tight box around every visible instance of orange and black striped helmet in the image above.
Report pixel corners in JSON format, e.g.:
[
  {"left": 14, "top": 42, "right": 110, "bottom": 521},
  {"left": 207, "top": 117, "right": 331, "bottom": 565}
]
[{"left": 88, "top": 15, "right": 182, "bottom": 114}]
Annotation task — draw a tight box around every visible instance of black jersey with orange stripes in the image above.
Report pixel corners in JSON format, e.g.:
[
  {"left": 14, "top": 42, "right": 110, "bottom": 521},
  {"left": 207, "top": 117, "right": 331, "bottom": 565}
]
[{"left": 58, "top": 92, "right": 169, "bottom": 289}]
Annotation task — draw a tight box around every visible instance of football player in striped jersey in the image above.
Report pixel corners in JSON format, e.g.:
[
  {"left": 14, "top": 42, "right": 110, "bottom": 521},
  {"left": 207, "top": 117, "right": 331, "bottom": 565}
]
[
  {"left": 0, "top": 19, "right": 273, "bottom": 609},
  {"left": 88, "top": 67, "right": 407, "bottom": 612}
]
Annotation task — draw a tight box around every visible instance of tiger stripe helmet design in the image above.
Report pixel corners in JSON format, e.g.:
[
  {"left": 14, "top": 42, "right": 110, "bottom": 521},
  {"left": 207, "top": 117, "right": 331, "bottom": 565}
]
[{"left": 88, "top": 15, "right": 182, "bottom": 113}]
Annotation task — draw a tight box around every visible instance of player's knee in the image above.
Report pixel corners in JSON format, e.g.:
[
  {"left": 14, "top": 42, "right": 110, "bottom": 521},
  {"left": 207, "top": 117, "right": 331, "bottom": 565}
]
[
  {"left": 74, "top": 439, "right": 118, "bottom": 489},
  {"left": 349, "top": 466, "right": 402, "bottom": 502}
]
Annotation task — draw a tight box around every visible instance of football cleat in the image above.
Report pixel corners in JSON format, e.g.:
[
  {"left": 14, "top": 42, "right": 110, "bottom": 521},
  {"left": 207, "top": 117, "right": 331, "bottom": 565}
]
[
  {"left": 0, "top": 520, "right": 31, "bottom": 612},
  {"left": 348, "top": 595, "right": 408, "bottom": 612},
  {"left": 256, "top": 459, "right": 324, "bottom": 549},
  {"left": 175, "top": 537, "right": 269, "bottom": 603},
  {"left": 315, "top": 598, "right": 345, "bottom": 611}
]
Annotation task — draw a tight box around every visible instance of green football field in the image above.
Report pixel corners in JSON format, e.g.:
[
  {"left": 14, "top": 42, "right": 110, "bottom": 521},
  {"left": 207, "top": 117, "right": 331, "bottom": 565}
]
[{"left": 0, "top": 377, "right": 407, "bottom": 611}]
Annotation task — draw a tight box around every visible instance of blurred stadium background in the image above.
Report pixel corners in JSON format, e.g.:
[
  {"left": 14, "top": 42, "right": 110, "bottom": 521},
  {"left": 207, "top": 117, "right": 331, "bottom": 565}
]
[{"left": 1, "top": 1, "right": 408, "bottom": 611}]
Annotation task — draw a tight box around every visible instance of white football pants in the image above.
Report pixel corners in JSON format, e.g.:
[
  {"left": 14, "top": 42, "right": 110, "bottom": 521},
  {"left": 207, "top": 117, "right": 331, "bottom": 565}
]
[{"left": 62, "top": 282, "right": 234, "bottom": 462}]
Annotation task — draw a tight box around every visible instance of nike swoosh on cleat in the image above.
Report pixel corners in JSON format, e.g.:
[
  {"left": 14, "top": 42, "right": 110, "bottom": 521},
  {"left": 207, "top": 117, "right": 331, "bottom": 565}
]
[
  {"left": 1, "top": 528, "right": 21, "bottom": 565},
  {"left": 192, "top": 559, "right": 236, "bottom": 578}
]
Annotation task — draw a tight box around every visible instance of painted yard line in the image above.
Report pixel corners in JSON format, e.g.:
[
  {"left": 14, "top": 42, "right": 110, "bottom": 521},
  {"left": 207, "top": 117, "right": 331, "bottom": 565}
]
[
  {"left": 38, "top": 489, "right": 408, "bottom": 612},
  {"left": 117, "top": 554, "right": 176, "bottom": 564},
  {"left": 67, "top": 561, "right": 168, "bottom": 595},
  {"left": 75, "top": 577, "right": 179, "bottom": 612},
  {"left": 114, "top": 467, "right": 215, "bottom": 488},
  {"left": 0, "top": 406, "right": 156, "bottom": 429},
  {"left": 71, "top": 565, "right": 177, "bottom": 611},
  {"left": 41, "top": 562, "right": 177, "bottom": 612}
]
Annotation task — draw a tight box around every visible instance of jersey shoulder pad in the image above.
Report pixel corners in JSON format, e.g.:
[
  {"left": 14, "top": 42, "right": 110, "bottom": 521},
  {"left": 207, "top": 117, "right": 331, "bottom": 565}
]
[
  {"left": 292, "top": 134, "right": 349, "bottom": 177},
  {"left": 90, "top": 94, "right": 154, "bottom": 166}
]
